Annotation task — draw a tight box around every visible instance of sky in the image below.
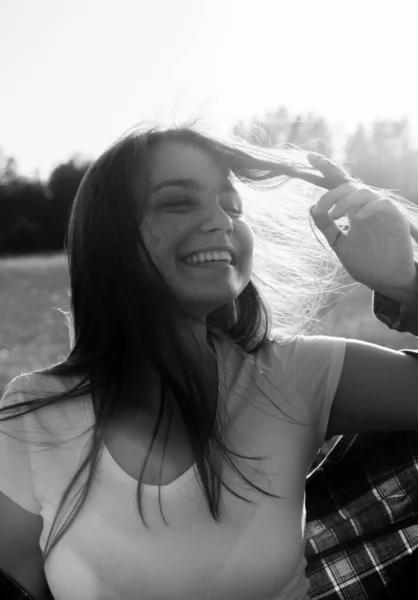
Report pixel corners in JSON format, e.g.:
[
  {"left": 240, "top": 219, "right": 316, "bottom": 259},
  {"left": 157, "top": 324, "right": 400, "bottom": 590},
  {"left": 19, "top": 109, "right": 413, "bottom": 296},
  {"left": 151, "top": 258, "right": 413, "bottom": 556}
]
[{"left": 1, "top": 0, "right": 418, "bottom": 179}]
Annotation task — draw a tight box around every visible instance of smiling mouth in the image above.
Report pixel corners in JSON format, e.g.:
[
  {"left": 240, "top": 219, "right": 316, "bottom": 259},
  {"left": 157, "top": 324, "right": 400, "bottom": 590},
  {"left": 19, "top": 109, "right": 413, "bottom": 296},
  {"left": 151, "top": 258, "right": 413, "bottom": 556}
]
[
  {"left": 182, "top": 261, "right": 233, "bottom": 270},
  {"left": 180, "top": 250, "right": 235, "bottom": 266}
]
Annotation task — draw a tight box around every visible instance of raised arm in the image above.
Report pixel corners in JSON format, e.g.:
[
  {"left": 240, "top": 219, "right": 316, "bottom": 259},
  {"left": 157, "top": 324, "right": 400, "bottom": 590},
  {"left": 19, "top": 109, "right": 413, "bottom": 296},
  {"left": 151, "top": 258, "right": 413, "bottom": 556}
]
[
  {"left": 308, "top": 154, "right": 418, "bottom": 437},
  {"left": 326, "top": 338, "right": 418, "bottom": 436},
  {"left": 328, "top": 285, "right": 418, "bottom": 437}
]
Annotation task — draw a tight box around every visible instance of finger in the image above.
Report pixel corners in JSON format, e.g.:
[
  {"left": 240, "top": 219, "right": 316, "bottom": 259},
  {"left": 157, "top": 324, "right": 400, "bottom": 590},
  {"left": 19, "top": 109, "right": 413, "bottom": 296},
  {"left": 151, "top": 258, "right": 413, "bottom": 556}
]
[
  {"left": 328, "top": 189, "right": 383, "bottom": 220},
  {"left": 309, "top": 205, "right": 346, "bottom": 250},
  {"left": 355, "top": 198, "right": 407, "bottom": 226},
  {"left": 307, "top": 153, "right": 352, "bottom": 186},
  {"left": 311, "top": 183, "right": 361, "bottom": 216}
]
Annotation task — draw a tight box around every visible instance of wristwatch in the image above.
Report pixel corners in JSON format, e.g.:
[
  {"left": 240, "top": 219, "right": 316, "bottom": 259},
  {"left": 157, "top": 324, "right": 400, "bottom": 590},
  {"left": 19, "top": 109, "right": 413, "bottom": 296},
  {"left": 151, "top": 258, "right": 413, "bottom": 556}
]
[{"left": 373, "top": 267, "right": 418, "bottom": 337}]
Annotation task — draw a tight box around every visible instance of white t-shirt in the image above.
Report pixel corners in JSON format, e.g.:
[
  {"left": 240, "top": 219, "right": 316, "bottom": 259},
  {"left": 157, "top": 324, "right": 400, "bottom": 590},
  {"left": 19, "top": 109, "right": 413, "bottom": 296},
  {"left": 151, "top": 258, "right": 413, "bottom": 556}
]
[{"left": 0, "top": 334, "right": 346, "bottom": 600}]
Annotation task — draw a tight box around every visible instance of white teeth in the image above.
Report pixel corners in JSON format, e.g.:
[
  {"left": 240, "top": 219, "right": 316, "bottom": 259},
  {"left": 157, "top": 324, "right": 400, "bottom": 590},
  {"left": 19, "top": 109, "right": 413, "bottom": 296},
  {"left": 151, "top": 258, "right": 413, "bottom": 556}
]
[{"left": 184, "top": 251, "right": 232, "bottom": 265}]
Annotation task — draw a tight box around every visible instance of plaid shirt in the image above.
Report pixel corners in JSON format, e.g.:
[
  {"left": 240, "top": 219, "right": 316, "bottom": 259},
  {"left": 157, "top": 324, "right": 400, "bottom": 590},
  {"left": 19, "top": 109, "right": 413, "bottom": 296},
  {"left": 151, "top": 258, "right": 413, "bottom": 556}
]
[
  {"left": 306, "top": 430, "right": 418, "bottom": 599},
  {"left": 306, "top": 290, "right": 418, "bottom": 599}
]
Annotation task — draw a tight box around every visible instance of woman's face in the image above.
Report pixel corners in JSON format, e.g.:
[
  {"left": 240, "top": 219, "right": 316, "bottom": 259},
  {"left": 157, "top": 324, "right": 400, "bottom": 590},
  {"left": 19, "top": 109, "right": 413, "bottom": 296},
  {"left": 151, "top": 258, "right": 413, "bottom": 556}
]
[{"left": 140, "top": 140, "right": 254, "bottom": 318}]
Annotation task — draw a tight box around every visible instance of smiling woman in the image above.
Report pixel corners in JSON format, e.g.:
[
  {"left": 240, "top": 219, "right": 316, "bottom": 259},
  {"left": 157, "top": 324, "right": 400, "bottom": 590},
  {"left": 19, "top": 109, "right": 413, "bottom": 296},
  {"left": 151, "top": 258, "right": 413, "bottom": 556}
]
[
  {"left": 2, "top": 123, "right": 418, "bottom": 600},
  {"left": 140, "top": 140, "right": 254, "bottom": 319}
]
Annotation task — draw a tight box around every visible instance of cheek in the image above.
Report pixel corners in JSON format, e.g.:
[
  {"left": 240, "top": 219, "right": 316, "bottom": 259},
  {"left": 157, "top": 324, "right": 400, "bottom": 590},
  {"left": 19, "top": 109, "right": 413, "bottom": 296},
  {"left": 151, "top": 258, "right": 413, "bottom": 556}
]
[
  {"left": 238, "top": 220, "right": 255, "bottom": 257},
  {"left": 140, "top": 216, "right": 187, "bottom": 264}
]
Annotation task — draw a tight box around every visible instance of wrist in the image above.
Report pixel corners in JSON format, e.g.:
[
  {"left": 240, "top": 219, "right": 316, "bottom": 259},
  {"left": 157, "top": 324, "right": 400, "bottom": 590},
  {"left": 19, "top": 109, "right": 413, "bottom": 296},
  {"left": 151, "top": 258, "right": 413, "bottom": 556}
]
[
  {"left": 373, "top": 263, "right": 418, "bottom": 336},
  {"left": 373, "top": 263, "right": 418, "bottom": 305},
  {"left": 374, "top": 286, "right": 418, "bottom": 305}
]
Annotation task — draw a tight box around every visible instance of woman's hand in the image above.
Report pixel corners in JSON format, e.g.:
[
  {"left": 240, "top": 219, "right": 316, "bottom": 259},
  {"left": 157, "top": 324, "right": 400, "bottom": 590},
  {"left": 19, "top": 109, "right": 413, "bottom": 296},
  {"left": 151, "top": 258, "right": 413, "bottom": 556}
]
[{"left": 308, "top": 153, "right": 417, "bottom": 303}]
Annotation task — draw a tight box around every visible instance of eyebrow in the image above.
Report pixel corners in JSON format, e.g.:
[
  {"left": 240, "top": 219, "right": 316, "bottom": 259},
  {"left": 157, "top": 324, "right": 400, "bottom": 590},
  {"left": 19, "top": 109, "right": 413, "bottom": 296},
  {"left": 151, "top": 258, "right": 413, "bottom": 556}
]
[{"left": 151, "top": 178, "right": 235, "bottom": 194}]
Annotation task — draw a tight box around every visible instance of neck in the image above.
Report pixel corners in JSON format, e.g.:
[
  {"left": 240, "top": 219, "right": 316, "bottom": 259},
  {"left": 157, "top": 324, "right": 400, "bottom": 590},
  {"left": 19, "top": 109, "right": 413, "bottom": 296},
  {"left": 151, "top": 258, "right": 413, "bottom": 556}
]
[
  {"left": 175, "top": 315, "right": 215, "bottom": 360},
  {"left": 108, "top": 316, "right": 217, "bottom": 422}
]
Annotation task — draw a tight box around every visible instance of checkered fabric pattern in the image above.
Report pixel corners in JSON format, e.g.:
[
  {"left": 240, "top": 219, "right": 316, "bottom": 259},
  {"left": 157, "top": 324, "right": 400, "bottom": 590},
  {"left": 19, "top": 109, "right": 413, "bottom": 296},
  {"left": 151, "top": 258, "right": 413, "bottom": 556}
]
[{"left": 306, "top": 426, "right": 418, "bottom": 599}]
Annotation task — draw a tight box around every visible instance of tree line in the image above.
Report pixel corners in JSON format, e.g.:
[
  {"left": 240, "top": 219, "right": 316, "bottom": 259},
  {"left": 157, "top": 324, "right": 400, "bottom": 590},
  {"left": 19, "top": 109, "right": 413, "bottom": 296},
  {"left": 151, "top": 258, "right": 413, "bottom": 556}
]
[
  {"left": 1, "top": 107, "right": 417, "bottom": 256},
  {"left": 0, "top": 156, "right": 91, "bottom": 255}
]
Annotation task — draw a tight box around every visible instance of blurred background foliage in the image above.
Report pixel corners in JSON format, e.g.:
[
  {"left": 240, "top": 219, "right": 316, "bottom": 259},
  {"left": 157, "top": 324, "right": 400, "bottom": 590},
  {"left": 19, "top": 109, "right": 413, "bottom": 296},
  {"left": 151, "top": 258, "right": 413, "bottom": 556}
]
[
  {"left": 2, "top": 106, "right": 418, "bottom": 256},
  {"left": 1, "top": 107, "right": 418, "bottom": 392}
]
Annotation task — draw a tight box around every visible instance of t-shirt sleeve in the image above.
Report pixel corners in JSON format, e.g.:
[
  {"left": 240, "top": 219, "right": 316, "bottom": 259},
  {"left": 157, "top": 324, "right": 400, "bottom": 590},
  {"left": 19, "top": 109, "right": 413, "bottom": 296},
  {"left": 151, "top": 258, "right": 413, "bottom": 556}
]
[
  {"left": 0, "top": 375, "right": 41, "bottom": 514},
  {"left": 271, "top": 334, "right": 347, "bottom": 447}
]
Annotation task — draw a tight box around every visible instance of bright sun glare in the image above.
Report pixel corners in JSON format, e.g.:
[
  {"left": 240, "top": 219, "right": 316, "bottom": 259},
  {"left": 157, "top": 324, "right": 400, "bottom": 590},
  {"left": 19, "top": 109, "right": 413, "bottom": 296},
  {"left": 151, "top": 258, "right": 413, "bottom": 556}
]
[{"left": 1, "top": 0, "right": 417, "bottom": 179}]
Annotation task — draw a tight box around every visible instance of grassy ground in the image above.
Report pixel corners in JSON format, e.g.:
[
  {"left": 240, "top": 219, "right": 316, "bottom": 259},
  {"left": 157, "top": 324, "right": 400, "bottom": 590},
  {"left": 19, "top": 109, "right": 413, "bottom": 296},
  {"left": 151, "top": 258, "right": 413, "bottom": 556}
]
[
  {"left": 1, "top": 252, "right": 418, "bottom": 396},
  {"left": 0, "top": 254, "right": 71, "bottom": 393}
]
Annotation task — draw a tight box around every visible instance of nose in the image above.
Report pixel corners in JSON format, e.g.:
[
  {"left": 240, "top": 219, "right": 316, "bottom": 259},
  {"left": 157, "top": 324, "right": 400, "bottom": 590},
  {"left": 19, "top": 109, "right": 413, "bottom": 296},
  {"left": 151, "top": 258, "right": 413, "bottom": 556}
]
[{"left": 201, "top": 201, "right": 233, "bottom": 234}]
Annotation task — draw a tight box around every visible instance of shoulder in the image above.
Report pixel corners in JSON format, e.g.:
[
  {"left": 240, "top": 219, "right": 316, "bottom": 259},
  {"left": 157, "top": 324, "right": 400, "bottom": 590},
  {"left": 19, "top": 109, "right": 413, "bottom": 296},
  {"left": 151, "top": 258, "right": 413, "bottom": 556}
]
[
  {"left": 1, "top": 371, "right": 77, "bottom": 413},
  {"left": 261, "top": 332, "right": 347, "bottom": 374},
  {"left": 1, "top": 371, "right": 90, "bottom": 443},
  {"left": 216, "top": 332, "right": 347, "bottom": 383},
  {"left": 3, "top": 371, "right": 63, "bottom": 397},
  {"left": 256, "top": 334, "right": 347, "bottom": 420}
]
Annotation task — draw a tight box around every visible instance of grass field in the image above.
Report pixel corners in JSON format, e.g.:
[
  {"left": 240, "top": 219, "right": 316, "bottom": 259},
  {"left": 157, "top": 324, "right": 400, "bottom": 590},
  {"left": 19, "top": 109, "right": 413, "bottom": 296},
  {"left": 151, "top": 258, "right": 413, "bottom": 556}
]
[
  {"left": 0, "top": 254, "right": 71, "bottom": 393},
  {"left": 1, "top": 252, "right": 418, "bottom": 396}
]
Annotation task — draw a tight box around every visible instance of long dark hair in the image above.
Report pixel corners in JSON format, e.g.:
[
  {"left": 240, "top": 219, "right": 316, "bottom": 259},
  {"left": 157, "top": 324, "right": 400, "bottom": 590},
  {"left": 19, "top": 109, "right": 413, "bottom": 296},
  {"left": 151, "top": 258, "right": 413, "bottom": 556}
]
[{"left": 0, "top": 124, "right": 367, "bottom": 565}]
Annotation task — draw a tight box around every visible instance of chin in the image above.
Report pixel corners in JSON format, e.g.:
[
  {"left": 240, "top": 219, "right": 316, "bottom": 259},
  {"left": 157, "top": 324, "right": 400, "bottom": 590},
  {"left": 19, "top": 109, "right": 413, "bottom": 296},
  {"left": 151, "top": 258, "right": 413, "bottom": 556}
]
[{"left": 178, "top": 295, "right": 237, "bottom": 318}]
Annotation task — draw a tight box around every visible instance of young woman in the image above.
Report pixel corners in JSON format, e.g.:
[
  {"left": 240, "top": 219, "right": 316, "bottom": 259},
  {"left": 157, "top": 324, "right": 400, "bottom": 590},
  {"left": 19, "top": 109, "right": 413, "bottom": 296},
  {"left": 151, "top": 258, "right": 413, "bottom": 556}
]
[{"left": 1, "top": 124, "right": 418, "bottom": 600}]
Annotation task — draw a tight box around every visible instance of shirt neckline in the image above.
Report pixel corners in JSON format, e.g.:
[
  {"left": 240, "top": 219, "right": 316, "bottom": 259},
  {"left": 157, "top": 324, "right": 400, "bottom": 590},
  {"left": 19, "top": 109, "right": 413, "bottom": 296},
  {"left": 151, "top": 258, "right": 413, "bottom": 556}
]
[{"left": 83, "top": 335, "right": 224, "bottom": 491}]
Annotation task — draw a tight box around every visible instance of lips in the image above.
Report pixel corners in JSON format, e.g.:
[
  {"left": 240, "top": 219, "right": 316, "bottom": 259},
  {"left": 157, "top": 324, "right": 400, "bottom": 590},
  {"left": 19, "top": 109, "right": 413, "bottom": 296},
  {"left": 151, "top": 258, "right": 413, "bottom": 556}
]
[{"left": 179, "top": 247, "right": 237, "bottom": 265}]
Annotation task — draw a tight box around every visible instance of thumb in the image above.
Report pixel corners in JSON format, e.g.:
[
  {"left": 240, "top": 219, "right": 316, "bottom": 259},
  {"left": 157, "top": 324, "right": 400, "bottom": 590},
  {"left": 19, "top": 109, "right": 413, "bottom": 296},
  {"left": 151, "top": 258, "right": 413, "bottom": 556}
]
[
  {"left": 310, "top": 205, "right": 345, "bottom": 250},
  {"left": 307, "top": 153, "right": 352, "bottom": 188}
]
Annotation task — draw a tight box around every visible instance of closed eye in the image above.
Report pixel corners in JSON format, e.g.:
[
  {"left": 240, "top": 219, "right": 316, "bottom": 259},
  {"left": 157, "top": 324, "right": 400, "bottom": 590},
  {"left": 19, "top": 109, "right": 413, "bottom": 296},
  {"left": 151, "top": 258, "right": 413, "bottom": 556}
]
[
  {"left": 160, "top": 197, "right": 196, "bottom": 210},
  {"left": 219, "top": 190, "right": 243, "bottom": 216},
  {"left": 225, "top": 206, "right": 243, "bottom": 215},
  {"left": 221, "top": 198, "right": 243, "bottom": 216}
]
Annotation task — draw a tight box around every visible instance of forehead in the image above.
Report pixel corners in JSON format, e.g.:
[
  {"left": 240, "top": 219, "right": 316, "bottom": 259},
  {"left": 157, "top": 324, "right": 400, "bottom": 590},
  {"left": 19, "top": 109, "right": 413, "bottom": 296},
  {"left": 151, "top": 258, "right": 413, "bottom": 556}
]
[{"left": 148, "top": 140, "right": 229, "bottom": 188}]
